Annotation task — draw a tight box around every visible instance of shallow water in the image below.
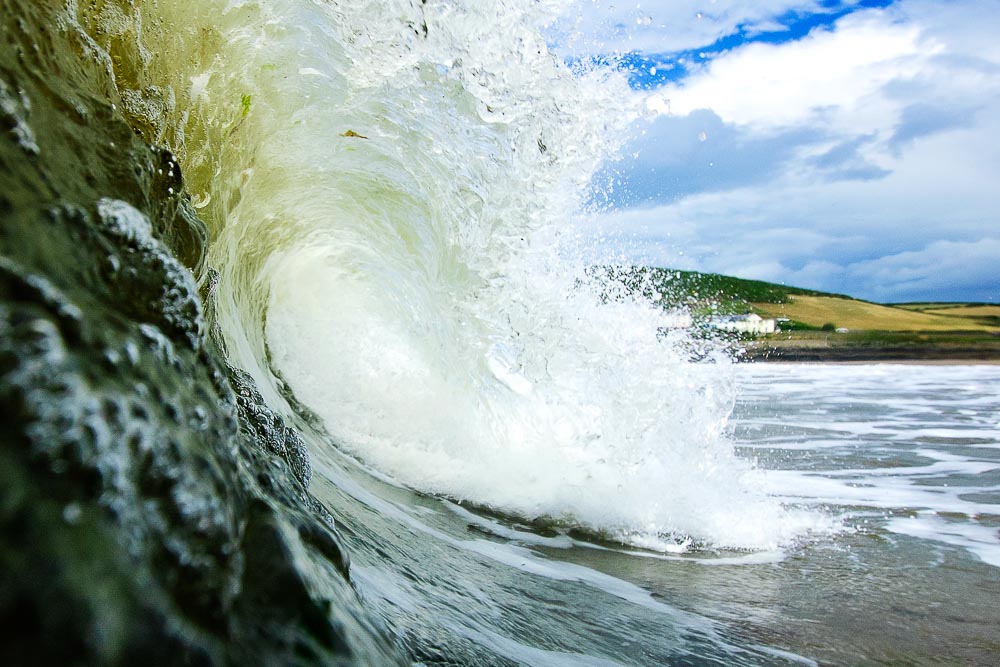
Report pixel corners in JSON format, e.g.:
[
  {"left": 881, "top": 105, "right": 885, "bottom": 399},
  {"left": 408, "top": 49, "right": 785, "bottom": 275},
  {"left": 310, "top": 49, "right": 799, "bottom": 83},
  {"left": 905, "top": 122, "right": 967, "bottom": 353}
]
[
  {"left": 730, "top": 363, "right": 1000, "bottom": 664},
  {"left": 303, "top": 362, "right": 1000, "bottom": 666}
]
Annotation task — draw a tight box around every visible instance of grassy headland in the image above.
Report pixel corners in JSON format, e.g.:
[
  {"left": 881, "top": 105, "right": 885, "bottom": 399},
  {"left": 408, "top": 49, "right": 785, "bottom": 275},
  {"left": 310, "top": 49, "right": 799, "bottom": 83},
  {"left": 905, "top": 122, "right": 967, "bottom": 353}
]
[{"left": 618, "top": 267, "right": 1000, "bottom": 362}]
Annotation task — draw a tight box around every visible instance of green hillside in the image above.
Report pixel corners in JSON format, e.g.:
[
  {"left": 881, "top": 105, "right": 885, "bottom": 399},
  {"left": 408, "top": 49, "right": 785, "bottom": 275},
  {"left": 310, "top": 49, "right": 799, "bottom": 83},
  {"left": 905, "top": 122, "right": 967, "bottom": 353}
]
[
  {"left": 644, "top": 267, "right": 847, "bottom": 304},
  {"left": 606, "top": 265, "right": 1000, "bottom": 337},
  {"left": 604, "top": 265, "right": 848, "bottom": 315}
]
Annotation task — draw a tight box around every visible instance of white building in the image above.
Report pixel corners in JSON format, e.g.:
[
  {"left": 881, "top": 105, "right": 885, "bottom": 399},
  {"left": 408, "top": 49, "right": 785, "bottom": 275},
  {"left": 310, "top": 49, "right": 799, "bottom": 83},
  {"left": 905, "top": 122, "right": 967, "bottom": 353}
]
[
  {"left": 708, "top": 313, "right": 776, "bottom": 335},
  {"left": 661, "top": 311, "right": 693, "bottom": 329}
]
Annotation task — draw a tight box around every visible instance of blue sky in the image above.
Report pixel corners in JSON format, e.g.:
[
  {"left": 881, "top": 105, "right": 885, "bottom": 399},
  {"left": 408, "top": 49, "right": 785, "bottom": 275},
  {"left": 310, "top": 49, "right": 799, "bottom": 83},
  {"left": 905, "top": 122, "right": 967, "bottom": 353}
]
[{"left": 555, "top": 0, "right": 1000, "bottom": 302}]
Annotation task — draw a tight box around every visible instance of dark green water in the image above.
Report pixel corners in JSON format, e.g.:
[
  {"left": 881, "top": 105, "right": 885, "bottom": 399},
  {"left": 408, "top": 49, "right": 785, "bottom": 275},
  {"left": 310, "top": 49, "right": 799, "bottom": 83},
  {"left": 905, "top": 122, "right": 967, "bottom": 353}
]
[{"left": 0, "top": 1, "right": 402, "bottom": 663}]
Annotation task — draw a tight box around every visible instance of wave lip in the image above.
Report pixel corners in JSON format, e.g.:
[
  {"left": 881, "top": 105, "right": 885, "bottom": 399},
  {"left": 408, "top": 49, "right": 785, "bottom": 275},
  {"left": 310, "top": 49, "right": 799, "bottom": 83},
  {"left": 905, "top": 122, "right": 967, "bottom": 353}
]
[
  {"left": 193, "top": 0, "right": 822, "bottom": 553},
  {"left": 86, "top": 0, "right": 824, "bottom": 552}
]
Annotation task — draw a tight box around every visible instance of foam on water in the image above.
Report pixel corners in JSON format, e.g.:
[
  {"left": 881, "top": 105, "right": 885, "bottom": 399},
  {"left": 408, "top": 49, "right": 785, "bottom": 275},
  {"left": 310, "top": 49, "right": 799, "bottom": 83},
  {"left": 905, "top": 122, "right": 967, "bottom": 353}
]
[
  {"left": 887, "top": 515, "right": 1000, "bottom": 568},
  {"left": 734, "top": 363, "right": 1000, "bottom": 567}
]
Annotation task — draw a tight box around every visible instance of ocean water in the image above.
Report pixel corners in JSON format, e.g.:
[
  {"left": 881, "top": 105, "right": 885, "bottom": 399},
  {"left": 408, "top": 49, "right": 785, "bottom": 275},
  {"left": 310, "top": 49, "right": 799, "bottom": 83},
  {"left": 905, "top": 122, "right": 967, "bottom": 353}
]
[
  {"left": 303, "top": 362, "right": 1000, "bottom": 666},
  {"left": 723, "top": 363, "right": 1000, "bottom": 665},
  {"left": 2, "top": 1, "right": 999, "bottom": 665}
]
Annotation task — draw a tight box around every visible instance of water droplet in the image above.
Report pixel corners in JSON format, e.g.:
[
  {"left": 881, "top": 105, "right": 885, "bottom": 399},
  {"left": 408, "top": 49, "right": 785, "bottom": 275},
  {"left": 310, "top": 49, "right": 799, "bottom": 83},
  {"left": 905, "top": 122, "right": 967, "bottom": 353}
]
[
  {"left": 104, "top": 348, "right": 121, "bottom": 366},
  {"left": 63, "top": 503, "right": 82, "bottom": 524},
  {"left": 124, "top": 341, "right": 139, "bottom": 365}
]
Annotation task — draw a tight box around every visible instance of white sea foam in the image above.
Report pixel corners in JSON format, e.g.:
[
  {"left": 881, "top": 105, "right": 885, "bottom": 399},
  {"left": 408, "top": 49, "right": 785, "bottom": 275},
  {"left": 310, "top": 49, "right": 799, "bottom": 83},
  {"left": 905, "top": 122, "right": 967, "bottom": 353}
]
[
  {"left": 887, "top": 514, "right": 1000, "bottom": 567},
  {"left": 735, "top": 363, "right": 1000, "bottom": 566}
]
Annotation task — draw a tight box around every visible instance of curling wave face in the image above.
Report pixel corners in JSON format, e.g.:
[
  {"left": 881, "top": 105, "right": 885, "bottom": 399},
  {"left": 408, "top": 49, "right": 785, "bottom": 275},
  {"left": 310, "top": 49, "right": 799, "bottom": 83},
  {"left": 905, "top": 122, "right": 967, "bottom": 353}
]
[{"left": 93, "top": 0, "right": 822, "bottom": 550}]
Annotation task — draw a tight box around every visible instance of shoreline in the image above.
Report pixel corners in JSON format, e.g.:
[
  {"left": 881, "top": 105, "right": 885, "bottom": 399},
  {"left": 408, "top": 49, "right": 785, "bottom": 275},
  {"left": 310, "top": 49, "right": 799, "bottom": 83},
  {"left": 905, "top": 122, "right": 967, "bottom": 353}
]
[
  {"left": 741, "top": 338, "right": 1000, "bottom": 365},
  {"left": 745, "top": 357, "right": 1000, "bottom": 365},
  {"left": 741, "top": 347, "right": 1000, "bottom": 365}
]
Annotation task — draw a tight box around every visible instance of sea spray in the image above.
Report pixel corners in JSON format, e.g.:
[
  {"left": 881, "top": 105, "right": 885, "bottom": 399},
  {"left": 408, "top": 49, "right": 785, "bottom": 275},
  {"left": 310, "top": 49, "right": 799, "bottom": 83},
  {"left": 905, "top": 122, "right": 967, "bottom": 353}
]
[
  {"left": 250, "top": 1, "right": 817, "bottom": 549},
  {"left": 69, "top": 0, "right": 822, "bottom": 550}
]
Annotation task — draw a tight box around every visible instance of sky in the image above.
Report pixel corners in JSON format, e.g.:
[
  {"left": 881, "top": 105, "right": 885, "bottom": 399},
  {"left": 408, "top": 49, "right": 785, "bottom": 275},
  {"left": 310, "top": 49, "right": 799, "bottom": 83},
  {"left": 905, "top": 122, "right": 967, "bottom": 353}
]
[{"left": 555, "top": 0, "right": 1000, "bottom": 303}]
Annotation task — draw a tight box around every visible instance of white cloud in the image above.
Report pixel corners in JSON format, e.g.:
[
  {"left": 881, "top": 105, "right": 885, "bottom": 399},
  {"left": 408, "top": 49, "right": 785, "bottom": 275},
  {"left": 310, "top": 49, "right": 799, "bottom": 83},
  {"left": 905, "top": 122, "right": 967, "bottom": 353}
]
[
  {"left": 586, "top": 0, "right": 1000, "bottom": 301},
  {"left": 589, "top": 110, "right": 1000, "bottom": 301},
  {"left": 647, "top": 9, "right": 940, "bottom": 133},
  {"left": 845, "top": 238, "right": 1000, "bottom": 302}
]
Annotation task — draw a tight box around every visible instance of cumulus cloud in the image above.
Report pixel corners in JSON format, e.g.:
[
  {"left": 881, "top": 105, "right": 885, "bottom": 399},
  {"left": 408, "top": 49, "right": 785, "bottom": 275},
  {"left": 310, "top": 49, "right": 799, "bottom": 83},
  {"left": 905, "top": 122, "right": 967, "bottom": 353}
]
[
  {"left": 646, "top": 10, "right": 937, "bottom": 131},
  {"left": 588, "top": 131, "right": 1000, "bottom": 301},
  {"left": 585, "top": 0, "right": 1000, "bottom": 301}
]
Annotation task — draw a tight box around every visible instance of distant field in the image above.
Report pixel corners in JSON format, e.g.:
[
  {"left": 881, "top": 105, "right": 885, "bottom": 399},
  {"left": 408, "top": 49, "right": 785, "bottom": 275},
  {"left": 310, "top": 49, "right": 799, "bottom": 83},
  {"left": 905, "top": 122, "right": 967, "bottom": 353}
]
[
  {"left": 894, "top": 303, "right": 999, "bottom": 312},
  {"left": 752, "top": 295, "right": 1000, "bottom": 332},
  {"left": 922, "top": 305, "right": 1000, "bottom": 323}
]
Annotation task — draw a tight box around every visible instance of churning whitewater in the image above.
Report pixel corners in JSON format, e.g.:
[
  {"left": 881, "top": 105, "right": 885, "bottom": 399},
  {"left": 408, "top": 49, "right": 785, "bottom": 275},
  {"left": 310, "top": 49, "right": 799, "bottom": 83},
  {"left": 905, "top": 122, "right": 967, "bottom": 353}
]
[{"left": 102, "top": 0, "right": 820, "bottom": 551}]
